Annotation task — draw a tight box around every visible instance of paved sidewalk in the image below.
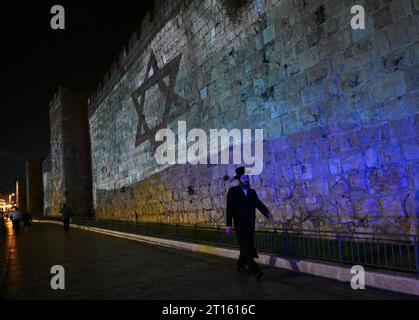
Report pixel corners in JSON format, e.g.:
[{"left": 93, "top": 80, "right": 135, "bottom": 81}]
[{"left": 0, "top": 220, "right": 416, "bottom": 300}]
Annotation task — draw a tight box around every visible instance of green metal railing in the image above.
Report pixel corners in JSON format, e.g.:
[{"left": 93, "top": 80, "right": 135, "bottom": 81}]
[{"left": 44, "top": 216, "right": 419, "bottom": 276}]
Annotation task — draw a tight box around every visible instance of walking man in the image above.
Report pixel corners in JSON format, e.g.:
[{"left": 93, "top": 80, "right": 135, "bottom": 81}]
[
  {"left": 60, "top": 203, "right": 73, "bottom": 232},
  {"left": 10, "top": 207, "right": 22, "bottom": 233},
  {"left": 226, "top": 166, "right": 273, "bottom": 280}
]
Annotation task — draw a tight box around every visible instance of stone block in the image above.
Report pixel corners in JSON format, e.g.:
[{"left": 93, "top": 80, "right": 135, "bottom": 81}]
[
  {"left": 372, "top": 72, "right": 407, "bottom": 103},
  {"left": 365, "top": 148, "right": 379, "bottom": 168},
  {"left": 407, "top": 163, "right": 419, "bottom": 189},
  {"left": 309, "top": 177, "right": 330, "bottom": 196},
  {"left": 301, "top": 84, "right": 324, "bottom": 106},
  {"left": 328, "top": 157, "right": 342, "bottom": 175},
  {"left": 373, "top": 5, "right": 392, "bottom": 30},
  {"left": 336, "top": 195, "right": 355, "bottom": 217},
  {"left": 404, "top": 65, "right": 419, "bottom": 92},
  {"left": 200, "top": 86, "right": 208, "bottom": 100},
  {"left": 263, "top": 24, "right": 276, "bottom": 45},
  {"left": 370, "top": 164, "right": 409, "bottom": 192},
  {"left": 354, "top": 196, "right": 381, "bottom": 217},
  {"left": 253, "top": 78, "right": 265, "bottom": 96},
  {"left": 379, "top": 195, "right": 405, "bottom": 217},
  {"left": 298, "top": 47, "right": 320, "bottom": 70},
  {"left": 402, "top": 144, "right": 419, "bottom": 161},
  {"left": 348, "top": 170, "right": 369, "bottom": 192},
  {"left": 329, "top": 175, "right": 349, "bottom": 195},
  {"left": 342, "top": 152, "right": 365, "bottom": 172},
  {"left": 388, "top": 17, "right": 418, "bottom": 48}
]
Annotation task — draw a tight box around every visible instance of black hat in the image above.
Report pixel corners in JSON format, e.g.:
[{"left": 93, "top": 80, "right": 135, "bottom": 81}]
[{"left": 233, "top": 166, "right": 245, "bottom": 180}]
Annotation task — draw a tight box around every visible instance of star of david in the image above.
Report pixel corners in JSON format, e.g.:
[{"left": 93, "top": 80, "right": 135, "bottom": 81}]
[{"left": 132, "top": 51, "right": 189, "bottom": 149}]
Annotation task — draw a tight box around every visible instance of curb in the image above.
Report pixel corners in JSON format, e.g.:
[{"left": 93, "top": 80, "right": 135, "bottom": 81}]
[{"left": 37, "top": 220, "right": 419, "bottom": 297}]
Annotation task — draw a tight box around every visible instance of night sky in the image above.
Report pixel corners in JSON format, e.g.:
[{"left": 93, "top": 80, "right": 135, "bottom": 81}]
[{"left": 0, "top": 1, "right": 155, "bottom": 194}]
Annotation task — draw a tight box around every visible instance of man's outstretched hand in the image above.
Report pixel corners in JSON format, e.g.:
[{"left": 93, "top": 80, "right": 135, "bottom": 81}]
[{"left": 226, "top": 226, "right": 233, "bottom": 234}]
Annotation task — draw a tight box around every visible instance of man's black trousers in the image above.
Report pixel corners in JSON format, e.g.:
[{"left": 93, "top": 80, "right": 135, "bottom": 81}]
[
  {"left": 63, "top": 218, "right": 70, "bottom": 231},
  {"left": 12, "top": 219, "right": 20, "bottom": 232}
]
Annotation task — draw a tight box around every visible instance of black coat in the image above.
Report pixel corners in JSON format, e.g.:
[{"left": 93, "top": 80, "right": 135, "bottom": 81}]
[{"left": 226, "top": 186, "right": 270, "bottom": 258}]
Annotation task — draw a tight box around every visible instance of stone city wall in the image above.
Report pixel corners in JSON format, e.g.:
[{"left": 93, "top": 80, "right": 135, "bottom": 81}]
[
  {"left": 88, "top": 0, "right": 419, "bottom": 234},
  {"left": 49, "top": 87, "right": 93, "bottom": 216},
  {"left": 15, "top": 179, "right": 27, "bottom": 213},
  {"left": 42, "top": 154, "right": 52, "bottom": 216}
]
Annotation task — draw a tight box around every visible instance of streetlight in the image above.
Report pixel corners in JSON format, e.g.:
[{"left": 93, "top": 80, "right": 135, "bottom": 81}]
[{"left": 9, "top": 193, "right": 16, "bottom": 207}]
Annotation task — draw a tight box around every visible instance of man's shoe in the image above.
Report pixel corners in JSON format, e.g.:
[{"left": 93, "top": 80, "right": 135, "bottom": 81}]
[
  {"left": 253, "top": 271, "right": 264, "bottom": 280},
  {"left": 237, "top": 265, "right": 248, "bottom": 272}
]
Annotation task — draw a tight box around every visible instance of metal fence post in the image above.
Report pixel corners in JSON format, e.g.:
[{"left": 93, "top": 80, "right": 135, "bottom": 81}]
[
  {"left": 284, "top": 229, "right": 290, "bottom": 256},
  {"left": 414, "top": 235, "right": 419, "bottom": 275},
  {"left": 337, "top": 232, "right": 343, "bottom": 261}
]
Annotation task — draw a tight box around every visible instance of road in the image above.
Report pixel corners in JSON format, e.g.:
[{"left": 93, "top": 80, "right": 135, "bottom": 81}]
[{"left": 0, "top": 220, "right": 416, "bottom": 300}]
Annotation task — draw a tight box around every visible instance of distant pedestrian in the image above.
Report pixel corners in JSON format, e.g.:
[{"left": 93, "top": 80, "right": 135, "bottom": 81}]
[
  {"left": 60, "top": 204, "right": 73, "bottom": 232},
  {"left": 23, "top": 210, "right": 32, "bottom": 231},
  {"left": 10, "top": 207, "right": 22, "bottom": 233}
]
